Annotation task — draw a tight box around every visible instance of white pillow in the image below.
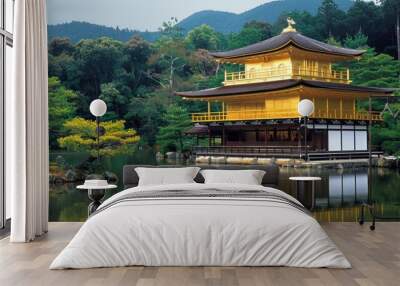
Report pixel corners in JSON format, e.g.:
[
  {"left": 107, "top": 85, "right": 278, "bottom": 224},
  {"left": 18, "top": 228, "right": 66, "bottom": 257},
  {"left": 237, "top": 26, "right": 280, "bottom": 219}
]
[
  {"left": 200, "top": 169, "right": 266, "bottom": 185},
  {"left": 135, "top": 167, "right": 201, "bottom": 186}
]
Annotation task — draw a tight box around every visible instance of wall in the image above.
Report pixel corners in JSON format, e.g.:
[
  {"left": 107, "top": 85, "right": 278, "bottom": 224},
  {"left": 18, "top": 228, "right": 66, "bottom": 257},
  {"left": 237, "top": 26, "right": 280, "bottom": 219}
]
[
  {"left": 245, "top": 57, "right": 293, "bottom": 82},
  {"left": 302, "top": 94, "right": 357, "bottom": 119}
]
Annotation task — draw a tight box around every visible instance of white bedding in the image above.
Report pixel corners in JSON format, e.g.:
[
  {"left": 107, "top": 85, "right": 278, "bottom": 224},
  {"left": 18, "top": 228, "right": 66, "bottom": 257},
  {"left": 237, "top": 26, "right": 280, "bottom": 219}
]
[{"left": 50, "top": 183, "right": 351, "bottom": 269}]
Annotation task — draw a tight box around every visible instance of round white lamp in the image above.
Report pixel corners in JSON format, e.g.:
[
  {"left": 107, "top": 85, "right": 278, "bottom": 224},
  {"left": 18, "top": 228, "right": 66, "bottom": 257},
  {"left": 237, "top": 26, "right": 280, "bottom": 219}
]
[
  {"left": 298, "top": 99, "right": 315, "bottom": 117},
  {"left": 298, "top": 99, "right": 314, "bottom": 161},
  {"left": 90, "top": 99, "right": 107, "bottom": 117}
]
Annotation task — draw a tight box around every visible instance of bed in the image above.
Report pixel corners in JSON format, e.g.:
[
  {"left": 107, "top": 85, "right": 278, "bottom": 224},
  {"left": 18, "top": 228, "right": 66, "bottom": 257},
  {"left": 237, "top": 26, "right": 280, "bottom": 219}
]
[{"left": 50, "top": 165, "right": 351, "bottom": 269}]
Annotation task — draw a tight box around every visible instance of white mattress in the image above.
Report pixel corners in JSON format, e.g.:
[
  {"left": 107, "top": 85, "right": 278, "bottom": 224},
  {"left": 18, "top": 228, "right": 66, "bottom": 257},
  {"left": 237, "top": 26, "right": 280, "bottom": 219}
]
[{"left": 50, "top": 183, "right": 351, "bottom": 269}]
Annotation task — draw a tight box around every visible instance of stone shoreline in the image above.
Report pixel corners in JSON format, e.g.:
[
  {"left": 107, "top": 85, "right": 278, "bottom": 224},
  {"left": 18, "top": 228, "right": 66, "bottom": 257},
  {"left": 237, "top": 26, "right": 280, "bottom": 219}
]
[{"left": 195, "top": 155, "right": 400, "bottom": 169}]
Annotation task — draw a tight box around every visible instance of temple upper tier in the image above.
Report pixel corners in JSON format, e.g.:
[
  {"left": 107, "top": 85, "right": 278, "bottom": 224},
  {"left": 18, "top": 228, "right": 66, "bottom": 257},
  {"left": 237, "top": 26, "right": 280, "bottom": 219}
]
[{"left": 208, "top": 25, "right": 366, "bottom": 86}]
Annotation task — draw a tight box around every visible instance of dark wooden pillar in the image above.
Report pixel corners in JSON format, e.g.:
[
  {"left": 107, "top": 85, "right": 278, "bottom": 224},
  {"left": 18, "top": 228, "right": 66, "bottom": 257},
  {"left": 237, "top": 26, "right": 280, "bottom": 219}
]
[
  {"left": 340, "top": 121, "right": 343, "bottom": 152},
  {"left": 208, "top": 126, "right": 211, "bottom": 147},
  {"left": 368, "top": 96, "right": 372, "bottom": 167},
  {"left": 305, "top": 117, "right": 309, "bottom": 161},
  {"left": 368, "top": 96, "right": 373, "bottom": 205},
  {"left": 222, "top": 125, "right": 226, "bottom": 146},
  {"left": 265, "top": 126, "right": 268, "bottom": 146},
  {"left": 298, "top": 123, "right": 301, "bottom": 147},
  {"left": 353, "top": 122, "right": 356, "bottom": 152}
]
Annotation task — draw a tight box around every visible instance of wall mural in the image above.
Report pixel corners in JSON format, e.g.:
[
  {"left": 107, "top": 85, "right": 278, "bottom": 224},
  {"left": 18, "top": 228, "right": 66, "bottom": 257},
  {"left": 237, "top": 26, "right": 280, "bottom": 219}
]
[{"left": 46, "top": 0, "right": 400, "bottom": 222}]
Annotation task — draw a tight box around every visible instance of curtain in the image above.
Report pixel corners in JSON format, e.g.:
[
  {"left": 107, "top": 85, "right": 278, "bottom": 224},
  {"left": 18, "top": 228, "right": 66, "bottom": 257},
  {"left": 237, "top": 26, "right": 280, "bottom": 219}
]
[{"left": 9, "top": 0, "right": 49, "bottom": 242}]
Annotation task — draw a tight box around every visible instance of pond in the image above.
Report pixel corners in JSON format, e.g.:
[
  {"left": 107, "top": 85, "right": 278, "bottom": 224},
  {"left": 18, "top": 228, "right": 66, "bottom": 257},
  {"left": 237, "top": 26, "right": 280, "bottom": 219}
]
[{"left": 49, "top": 151, "right": 400, "bottom": 222}]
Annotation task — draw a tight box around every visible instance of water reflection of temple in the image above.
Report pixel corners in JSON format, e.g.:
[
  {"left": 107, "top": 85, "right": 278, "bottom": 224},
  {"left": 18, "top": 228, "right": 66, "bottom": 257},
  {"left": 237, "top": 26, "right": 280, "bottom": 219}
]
[
  {"left": 317, "top": 172, "right": 369, "bottom": 208},
  {"left": 280, "top": 169, "right": 386, "bottom": 222},
  {"left": 314, "top": 171, "right": 387, "bottom": 222}
]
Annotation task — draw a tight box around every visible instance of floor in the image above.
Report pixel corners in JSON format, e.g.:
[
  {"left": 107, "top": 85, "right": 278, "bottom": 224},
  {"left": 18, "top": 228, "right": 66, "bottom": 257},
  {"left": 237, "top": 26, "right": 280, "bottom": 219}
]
[{"left": 0, "top": 222, "right": 399, "bottom": 286}]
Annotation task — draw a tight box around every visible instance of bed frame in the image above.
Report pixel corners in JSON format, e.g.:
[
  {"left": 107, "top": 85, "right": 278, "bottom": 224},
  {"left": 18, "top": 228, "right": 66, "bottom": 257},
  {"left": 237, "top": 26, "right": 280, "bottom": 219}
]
[{"left": 123, "top": 164, "right": 280, "bottom": 189}]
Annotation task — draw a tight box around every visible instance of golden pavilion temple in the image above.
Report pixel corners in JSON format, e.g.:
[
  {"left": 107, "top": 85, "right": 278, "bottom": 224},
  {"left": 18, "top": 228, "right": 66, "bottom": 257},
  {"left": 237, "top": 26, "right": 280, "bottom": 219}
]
[{"left": 176, "top": 19, "right": 395, "bottom": 161}]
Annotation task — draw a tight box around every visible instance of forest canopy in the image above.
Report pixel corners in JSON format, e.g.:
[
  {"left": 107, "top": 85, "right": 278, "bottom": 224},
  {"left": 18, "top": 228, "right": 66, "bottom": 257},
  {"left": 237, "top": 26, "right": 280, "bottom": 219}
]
[{"left": 48, "top": 0, "right": 400, "bottom": 155}]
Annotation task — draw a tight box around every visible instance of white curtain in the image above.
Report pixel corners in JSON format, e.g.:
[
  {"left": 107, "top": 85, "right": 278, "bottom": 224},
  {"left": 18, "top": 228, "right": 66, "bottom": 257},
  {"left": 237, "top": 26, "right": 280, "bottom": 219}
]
[{"left": 9, "top": 0, "right": 49, "bottom": 242}]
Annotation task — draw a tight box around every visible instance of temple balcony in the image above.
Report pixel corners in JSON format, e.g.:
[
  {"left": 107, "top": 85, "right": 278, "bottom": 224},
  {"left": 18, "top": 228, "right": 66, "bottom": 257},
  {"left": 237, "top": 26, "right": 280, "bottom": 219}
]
[
  {"left": 191, "top": 109, "right": 382, "bottom": 123},
  {"left": 223, "top": 66, "right": 350, "bottom": 86}
]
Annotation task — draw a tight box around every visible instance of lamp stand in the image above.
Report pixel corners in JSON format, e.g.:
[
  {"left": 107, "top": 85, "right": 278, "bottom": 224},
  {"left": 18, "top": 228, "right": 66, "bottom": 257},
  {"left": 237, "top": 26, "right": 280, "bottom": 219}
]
[
  {"left": 304, "top": 116, "right": 308, "bottom": 161},
  {"left": 96, "top": 116, "right": 100, "bottom": 166}
]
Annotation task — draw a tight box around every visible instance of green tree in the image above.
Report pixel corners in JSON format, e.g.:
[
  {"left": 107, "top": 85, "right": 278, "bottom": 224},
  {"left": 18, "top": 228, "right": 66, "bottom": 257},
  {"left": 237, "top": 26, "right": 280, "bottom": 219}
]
[
  {"left": 156, "top": 105, "right": 192, "bottom": 153},
  {"left": 317, "top": 0, "right": 346, "bottom": 40},
  {"left": 125, "top": 91, "right": 168, "bottom": 146},
  {"left": 189, "top": 49, "right": 219, "bottom": 77},
  {"left": 268, "top": 1, "right": 396, "bottom": 57},
  {"left": 58, "top": 117, "right": 140, "bottom": 157},
  {"left": 185, "top": 24, "right": 221, "bottom": 51},
  {"left": 72, "top": 37, "right": 124, "bottom": 113},
  {"left": 344, "top": 49, "right": 400, "bottom": 89},
  {"left": 122, "top": 36, "right": 153, "bottom": 91},
  {"left": 326, "top": 35, "right": 342, "bottom": 47},
  {"left": 99, "top": 82, "right": 127, "bottom": 121},
  {"left": 273, "top": 11, "right": 321, "bottom": 40},
  {"left": 340, "top": 40, "right": 400, "bottom": 154},
  {"left": 48, "top": 77, "right": 78, "bottom": 149},
  {"left": 159, "top": 17, "right": 184, "bottom": 40},
  {"left": 48, "top": 53, "right": 76, "bottom": 83},
  {"left": 150, "top": 36, "right": 190, "bottom": 93},
  {"left": 379, "top": 0, "right": 400, "bottom": 59},
  {"left": 372, "top": 115, "right": 400, "bottom": 156},
  {"left": 343, "top": 31, "right": 369, "bottom": 49},
  {"left": 228, "top": 21, "right": 273, "bottom": 49},
  {"left": 49, "top": 37, "right": 75, "bottom": 56},
  {"left": 345, "top": 0, "right": 383, "bottom": 51},
  {"left": 48, "top": 37, "right": 77, "bottom": 83}
]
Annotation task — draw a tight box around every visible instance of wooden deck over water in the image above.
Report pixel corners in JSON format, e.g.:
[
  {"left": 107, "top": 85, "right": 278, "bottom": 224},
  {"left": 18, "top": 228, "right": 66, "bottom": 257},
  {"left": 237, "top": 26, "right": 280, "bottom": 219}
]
[
  {"left": 0, "top": 222, "right": 399, "bottom": 286},
  {"left": 193, "top": 146, "right": 383, "bottom": 161}
]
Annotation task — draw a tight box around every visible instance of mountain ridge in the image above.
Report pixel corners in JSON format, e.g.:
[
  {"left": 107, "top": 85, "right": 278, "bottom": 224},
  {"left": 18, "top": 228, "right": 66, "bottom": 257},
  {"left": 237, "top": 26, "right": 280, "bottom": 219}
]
[
  {"left": 48, "top": 0, "right": 354, "bottom": 42},
  {"left": 178, "top": 0, "right": 353, "bottom": 33}
]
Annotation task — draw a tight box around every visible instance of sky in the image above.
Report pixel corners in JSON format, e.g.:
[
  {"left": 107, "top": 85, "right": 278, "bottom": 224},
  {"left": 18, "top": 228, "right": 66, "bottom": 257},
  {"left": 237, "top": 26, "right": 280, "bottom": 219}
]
[{"left": 47, "top": 0, "right": 270, "bottom": 31}]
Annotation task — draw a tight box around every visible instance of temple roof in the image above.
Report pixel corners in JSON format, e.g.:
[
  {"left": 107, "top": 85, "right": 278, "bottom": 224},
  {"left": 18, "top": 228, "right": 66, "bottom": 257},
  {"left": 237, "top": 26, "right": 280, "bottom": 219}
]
[
  {"left": 210, "top": 32, "right": 365, "bottom": 60},
  {"left": 184, "top": 124, "right": 209, "bottom": 135},
  {"left": 176, "top": 79, "right": 395, "bottom": 98}
]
